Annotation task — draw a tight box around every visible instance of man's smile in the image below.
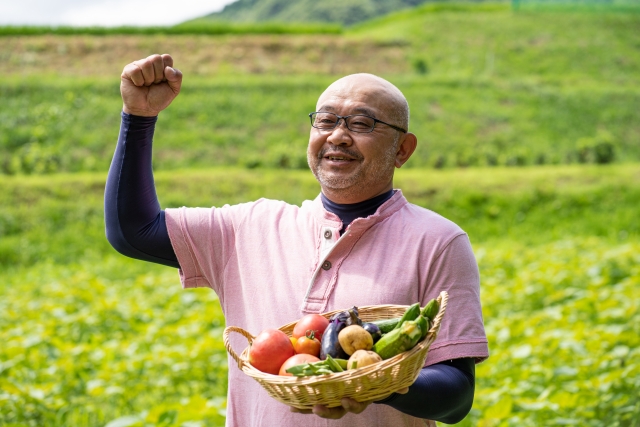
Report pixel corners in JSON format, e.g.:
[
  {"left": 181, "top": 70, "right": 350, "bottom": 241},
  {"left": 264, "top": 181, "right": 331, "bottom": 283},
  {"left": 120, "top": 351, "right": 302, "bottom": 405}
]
[
  {"left": 326, "top": 155, "right": 354, "bottom": 162},
  {"left": 318, "top": 147, "right": 362, "bottom": 164}
]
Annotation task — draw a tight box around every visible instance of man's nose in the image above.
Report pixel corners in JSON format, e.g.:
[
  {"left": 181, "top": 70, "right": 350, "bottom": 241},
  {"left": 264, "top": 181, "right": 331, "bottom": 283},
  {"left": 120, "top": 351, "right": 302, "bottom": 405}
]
[{"left": 326, "top": 120, "right": 353, "bottom": 145}]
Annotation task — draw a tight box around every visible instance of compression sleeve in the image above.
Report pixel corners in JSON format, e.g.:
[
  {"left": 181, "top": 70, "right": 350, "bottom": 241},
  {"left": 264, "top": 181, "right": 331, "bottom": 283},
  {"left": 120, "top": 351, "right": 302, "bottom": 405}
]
[
  {"left": 104, "top": 112, "right": 179, "bottom": 268},
  {"left": 375, "top": 357, "right": 475, "bottom": 423}
]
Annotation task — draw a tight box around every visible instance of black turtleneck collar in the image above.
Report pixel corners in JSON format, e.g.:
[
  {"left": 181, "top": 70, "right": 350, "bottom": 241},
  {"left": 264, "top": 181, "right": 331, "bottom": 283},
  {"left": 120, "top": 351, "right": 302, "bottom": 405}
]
[{"left": 321, "top": 190, "right": 395, "bottom": 234}]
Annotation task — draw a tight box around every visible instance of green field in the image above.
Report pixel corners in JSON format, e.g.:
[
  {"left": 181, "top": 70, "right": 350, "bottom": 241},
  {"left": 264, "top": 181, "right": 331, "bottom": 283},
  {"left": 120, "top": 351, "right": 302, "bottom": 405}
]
[
  {"left": 2, "top": 5, "right": 640, "bottom": 173},
  {"left": 1, "top": 165, "right": 639, "bottom": 426},
  {"left": 1, "top": 3, "right": 639, "bottom": 426}
]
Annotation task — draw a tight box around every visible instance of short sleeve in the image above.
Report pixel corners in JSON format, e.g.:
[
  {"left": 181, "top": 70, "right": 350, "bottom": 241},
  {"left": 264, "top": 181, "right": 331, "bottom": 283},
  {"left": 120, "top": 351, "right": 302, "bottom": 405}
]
[
  {"left": 424, "top": 234, "right": 489, "bottom": 365},
  {"left": 164, "top": 205, "right": 243, "bottom": 294}
]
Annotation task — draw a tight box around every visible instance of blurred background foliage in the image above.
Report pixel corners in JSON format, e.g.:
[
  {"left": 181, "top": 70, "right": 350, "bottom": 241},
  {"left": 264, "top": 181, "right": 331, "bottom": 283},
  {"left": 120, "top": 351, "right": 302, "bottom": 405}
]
[
  {"left": 2, "top": 2, "right": 640, "bottom": 174},
  {"left": 0, "top": 1, "right": 639, "bottom": 426}
]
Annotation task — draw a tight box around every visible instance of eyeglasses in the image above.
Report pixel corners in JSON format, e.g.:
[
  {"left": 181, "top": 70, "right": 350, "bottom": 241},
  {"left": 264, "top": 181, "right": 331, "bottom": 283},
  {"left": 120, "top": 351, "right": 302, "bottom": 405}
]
[{"left": 309, "top": 112, "right": 407, "bottom": 134}]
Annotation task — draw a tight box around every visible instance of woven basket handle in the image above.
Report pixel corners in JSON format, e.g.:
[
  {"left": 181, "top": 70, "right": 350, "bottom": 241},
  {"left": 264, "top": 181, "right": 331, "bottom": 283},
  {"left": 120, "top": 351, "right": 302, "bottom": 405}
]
[
  {"left": 429, "top": 291, "right": 448, "bottom": 335},
  {"left": 223, "top": 326, "right": 255, "bottom": 370}
]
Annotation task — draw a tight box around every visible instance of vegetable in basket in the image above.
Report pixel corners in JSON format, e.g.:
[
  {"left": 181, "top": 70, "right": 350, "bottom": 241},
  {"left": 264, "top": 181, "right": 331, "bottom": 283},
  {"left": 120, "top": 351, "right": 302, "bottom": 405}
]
[
  {"left": 421, "top": 298, "right": 440, "bottom": 322},
  {"left": 347, "top": 350, "right": 382, "bottom": 369},
  {"left": 279, "top": 354, "right": 320, "bottom": 376},
  {"left": 361, "top": 322, "right": 382, "bottom": 343},
  {"left": 249, "top": 329, "right": 296, "bottom": 375},
  {"left": 392, "top": 302, "right": 421, "bottom": 330},
  {"left": 285, "top": 355, "right": 347, "bottom": 376},
  {"left": 319, "top": 307, "right": 361, "bottom": 360},
  {"left": 338, "top": 325, "right": 374, "bottom": 355},
  {"left": 372, "top": 316, "right": 425, "bottom": 360}
]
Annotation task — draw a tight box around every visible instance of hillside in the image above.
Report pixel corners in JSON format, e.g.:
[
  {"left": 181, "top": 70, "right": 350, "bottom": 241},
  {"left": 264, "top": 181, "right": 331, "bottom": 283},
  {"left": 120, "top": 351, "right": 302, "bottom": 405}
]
[
  {"left": 1, "top": 5, "right": 639, "bottom": 174},
  {"left": 197, "top": 0, "right": 432, "bottom": 26}
]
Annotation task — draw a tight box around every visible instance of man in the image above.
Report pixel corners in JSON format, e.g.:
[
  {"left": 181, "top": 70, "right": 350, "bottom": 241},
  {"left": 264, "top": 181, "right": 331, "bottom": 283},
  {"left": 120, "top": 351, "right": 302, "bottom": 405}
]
[{"left": 105, "top": 54, "right": 489, "bottom": 427}]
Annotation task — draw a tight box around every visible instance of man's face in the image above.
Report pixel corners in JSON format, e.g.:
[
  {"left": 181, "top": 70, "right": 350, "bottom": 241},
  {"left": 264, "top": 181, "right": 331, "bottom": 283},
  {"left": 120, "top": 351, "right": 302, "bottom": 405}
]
[{"left": 307, "top": 77, "right": 403, "bottom": 204}]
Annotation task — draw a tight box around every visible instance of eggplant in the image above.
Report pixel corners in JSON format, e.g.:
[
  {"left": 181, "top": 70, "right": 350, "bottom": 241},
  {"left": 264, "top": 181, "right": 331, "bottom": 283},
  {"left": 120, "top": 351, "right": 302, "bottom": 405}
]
[
  {"left": 319, "top": 315, "right": 348, "bottom": 360},
  {"left": 345, "top": 306, "right": 363, "bottom": 327},
  {"left": 362, "top": 322, "right": 382, "bottom": 343},
  {"left": 319, "top": 307, "right": 364, "bottom": 360}
]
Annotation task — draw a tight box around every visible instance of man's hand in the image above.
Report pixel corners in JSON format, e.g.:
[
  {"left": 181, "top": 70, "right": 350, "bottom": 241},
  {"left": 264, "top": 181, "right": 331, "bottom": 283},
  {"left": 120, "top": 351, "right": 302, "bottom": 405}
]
[
  {"left": 289, "top": 387, "right": 409, "bottom": 419},
  {"left": 120, "top": 54, "right": 182, "bottom": 117}
]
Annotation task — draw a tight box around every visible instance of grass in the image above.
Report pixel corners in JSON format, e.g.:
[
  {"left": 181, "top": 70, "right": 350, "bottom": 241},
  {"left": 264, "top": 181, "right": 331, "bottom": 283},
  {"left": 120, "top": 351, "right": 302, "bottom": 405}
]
[
  {"left": 0, "top": 165, "right": 638, "bottom": 426},
  {"left": 1, "top": 164, "right": 638, "bottom": 268},
  {"left": 0, "top": 22, "right": 342, "bottom": 37},
  {"left": 1, "top": 75, "right": 638, "bottom": 174},
  {"left": 2, "top": 7, "right": 639, "bottom": 173}
]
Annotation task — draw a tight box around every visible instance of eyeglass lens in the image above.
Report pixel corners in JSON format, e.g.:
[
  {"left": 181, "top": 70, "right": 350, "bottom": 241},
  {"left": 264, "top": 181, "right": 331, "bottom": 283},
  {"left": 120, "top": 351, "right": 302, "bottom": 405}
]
[{"left": 311, "top": 112, "right": 375, "bottom": 133}]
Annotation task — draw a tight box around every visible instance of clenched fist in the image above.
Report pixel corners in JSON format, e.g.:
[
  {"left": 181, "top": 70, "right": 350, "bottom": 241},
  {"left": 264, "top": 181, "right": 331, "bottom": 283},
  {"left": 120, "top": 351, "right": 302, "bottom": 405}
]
[{"left": 120, "top": 54, "right": 182, "bottom": 117}]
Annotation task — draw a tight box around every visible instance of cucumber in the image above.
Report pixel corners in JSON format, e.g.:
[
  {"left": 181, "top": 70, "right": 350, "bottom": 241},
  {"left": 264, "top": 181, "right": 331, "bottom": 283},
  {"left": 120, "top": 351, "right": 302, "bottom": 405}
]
[
  {"left": 421, "top": 299, "right": 440, "bottom": 321},
  {"left": 416, "top": 315, "right": 429, "bottom": 340},
  {"left": 392, "top": 302, "right": 421, "bottom": 331},
  {"left": 371, "top": 302, "right": 422, "bottom": 334},
  {"left": 372, "top": 319, "right": 423, "bottom": 360},
  {"left": 370, "top": 318, "right": 401, "bottom": 334}
]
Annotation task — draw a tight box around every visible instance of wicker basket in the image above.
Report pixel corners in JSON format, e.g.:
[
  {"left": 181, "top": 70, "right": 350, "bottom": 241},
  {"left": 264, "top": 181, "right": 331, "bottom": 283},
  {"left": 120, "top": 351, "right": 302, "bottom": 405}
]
[{"left": 223, "top": 291, "right": 448, "bottom": 409}]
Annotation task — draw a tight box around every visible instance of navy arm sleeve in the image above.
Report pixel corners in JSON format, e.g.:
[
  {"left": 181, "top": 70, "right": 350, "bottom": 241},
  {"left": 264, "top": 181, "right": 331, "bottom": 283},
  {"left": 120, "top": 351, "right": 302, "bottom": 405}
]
[
  {"left": 104, "top": 112, "right": 179, "bottom": 268},
  {"left": 376, "top": 357, "right": 475, "bottom": 423}
]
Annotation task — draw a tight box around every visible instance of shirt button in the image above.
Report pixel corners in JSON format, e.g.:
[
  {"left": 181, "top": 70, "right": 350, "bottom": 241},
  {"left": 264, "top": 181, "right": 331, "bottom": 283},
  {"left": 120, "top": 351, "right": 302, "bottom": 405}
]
[
  {"left": 324, "top": 230, "right": 332, "bottom": 239},
  {"left": 321, "top": 260, "right": 332, "bottom": 270}
]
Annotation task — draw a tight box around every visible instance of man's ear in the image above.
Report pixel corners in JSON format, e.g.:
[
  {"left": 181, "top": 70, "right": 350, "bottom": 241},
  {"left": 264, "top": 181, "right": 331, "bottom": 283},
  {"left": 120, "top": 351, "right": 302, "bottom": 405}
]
[{"left": 395, "top": 132, "right": 418, "bottom": 168}]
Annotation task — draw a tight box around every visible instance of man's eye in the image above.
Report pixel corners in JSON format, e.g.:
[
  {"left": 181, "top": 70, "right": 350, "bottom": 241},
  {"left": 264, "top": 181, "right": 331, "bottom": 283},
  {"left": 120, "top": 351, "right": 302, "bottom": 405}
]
[{"left": 350, "top": 119, "right": 372, "bottom": 129}]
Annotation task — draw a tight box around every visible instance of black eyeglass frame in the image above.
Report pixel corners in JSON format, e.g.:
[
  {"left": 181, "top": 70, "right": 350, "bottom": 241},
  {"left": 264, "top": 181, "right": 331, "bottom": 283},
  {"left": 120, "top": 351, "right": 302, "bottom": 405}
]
[{"left": 309, "top": 112, "right": 407, "bottom": 134}]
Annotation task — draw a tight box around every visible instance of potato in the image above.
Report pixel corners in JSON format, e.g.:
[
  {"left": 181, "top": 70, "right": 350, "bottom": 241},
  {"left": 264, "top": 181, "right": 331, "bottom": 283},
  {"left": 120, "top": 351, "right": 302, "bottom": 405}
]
[
  {"left": 338, "top": 325, "right": 373, "bottom": 355},
  {"left": 347, "top": 350, "right": 382, "bottom": 370}
]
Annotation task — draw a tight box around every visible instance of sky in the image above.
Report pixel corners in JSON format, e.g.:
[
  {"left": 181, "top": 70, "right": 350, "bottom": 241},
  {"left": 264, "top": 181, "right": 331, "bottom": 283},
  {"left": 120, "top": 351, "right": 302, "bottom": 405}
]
[{"left": 0, "top": 0, "right": 239, "bottom": 27}]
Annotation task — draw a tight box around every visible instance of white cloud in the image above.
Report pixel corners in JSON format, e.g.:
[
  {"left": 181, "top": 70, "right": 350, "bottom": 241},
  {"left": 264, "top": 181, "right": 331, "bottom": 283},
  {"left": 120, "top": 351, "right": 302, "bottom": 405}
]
[{"left": 0, "top": 0, "right": 238, "bottom": 26}]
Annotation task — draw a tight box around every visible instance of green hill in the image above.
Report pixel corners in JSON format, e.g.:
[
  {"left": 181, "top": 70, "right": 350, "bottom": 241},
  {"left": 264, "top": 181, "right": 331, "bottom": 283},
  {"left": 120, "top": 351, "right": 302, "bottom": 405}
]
[
  {"left": 196, "top": 0, "right": 433, "bottom": 26},
  {"left": 1, "top": 4, "right": 639, "bottom": 173}
]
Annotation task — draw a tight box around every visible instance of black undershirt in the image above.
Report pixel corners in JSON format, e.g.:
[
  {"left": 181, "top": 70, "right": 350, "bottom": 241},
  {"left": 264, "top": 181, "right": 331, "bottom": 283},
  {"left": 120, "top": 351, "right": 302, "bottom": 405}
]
[
  {"left": 104, "top": 113, "right": 476, "bottom": 423},
  {"left": 321, "top": 190, "right": 395, "bottom": 234}
]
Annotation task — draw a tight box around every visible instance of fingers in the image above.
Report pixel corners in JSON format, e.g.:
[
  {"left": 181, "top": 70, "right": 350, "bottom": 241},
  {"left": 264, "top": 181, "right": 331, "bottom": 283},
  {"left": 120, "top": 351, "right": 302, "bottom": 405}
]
[
  {"left": 289, "top": 389, "right": 408, "bottom": 419},
  {"left": 161, "top": 53, "right": 173, "bottom": 69},
  {"left": 289, "top": 407, "right": 313, "bottom": 414},
  {"left": 340, "top": 397, "right": 369, "bottom": 414},
  {"left": 305, "top": 398, "right": 369, "bottom": 419},
  {"left": 122, "top": 54, "right": 177, "bottom": 87},
  {"left": 151, "top": 56, "right": 165, "bottom": 84},
  {"left": 164, "top": 65, "right": 183, "bottom": 94},
  {"left": 312, "top": 404, "right": 347, "bottom": 419}
]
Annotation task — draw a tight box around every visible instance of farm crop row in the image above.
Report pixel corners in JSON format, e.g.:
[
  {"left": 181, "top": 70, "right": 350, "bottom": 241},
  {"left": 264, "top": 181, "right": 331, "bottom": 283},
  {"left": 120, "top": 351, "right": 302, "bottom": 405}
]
[
  {"left": 2, "top": 8, "right": 639, "bottom": 174},
  {"left": 0, "top": 165, "right": 638, "bottom": 425},
  {"left": 1, "top": 76, "right": 639, "bottom": 175}
]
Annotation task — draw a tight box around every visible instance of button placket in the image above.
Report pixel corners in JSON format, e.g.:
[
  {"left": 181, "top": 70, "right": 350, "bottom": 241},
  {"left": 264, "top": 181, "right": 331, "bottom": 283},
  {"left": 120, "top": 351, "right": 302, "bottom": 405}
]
[
  {"left": 302, "top": 228, "right": 350, "bottom": 313},
  {"left": 320, "top": 227, "right": 337, "bottom": 258}
]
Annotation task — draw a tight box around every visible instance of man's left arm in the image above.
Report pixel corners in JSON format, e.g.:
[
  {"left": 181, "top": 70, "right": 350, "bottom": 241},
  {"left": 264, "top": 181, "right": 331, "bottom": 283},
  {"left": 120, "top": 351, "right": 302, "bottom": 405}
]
[{"left": 375, "top": 358, "right": 475, "bottom": 423}]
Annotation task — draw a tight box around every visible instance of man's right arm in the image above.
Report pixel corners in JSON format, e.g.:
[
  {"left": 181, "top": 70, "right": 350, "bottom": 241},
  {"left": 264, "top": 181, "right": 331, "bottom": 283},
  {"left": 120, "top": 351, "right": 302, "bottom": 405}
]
[
  {"left": 104, "top": 54, "right": 183, "bottom": 267},
  {"left": 104, "top": 112, "right": 179, "bottom": 267}
]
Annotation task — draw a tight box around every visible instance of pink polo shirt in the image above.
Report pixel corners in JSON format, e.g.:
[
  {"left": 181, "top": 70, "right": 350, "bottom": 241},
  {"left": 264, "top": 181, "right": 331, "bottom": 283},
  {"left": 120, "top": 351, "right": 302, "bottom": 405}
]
[{"left": 165, "top": 190, "right": 489, "bottom": 427}]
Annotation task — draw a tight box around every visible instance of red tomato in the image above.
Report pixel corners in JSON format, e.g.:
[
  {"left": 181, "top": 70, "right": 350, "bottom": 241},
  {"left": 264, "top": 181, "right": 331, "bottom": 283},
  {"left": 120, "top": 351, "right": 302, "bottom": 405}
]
[
  {"left": 292, "top": 314, "right": 330, "bottom": 341},
  {"left": 279, "top": 353, "right": 320, "bottom": 376},
  {"left": 249, "top": 329, "right": 295, "bottom": 375},
  {"left": 294, "top": 333, "right": 321, "bottom": 357}
]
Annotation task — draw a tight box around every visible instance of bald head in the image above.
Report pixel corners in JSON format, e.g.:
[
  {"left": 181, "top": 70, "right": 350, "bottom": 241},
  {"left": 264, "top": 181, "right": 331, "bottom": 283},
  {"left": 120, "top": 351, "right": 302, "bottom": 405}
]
[{"left": 317, "top": 73, "right": 410, "bottom": 131}]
